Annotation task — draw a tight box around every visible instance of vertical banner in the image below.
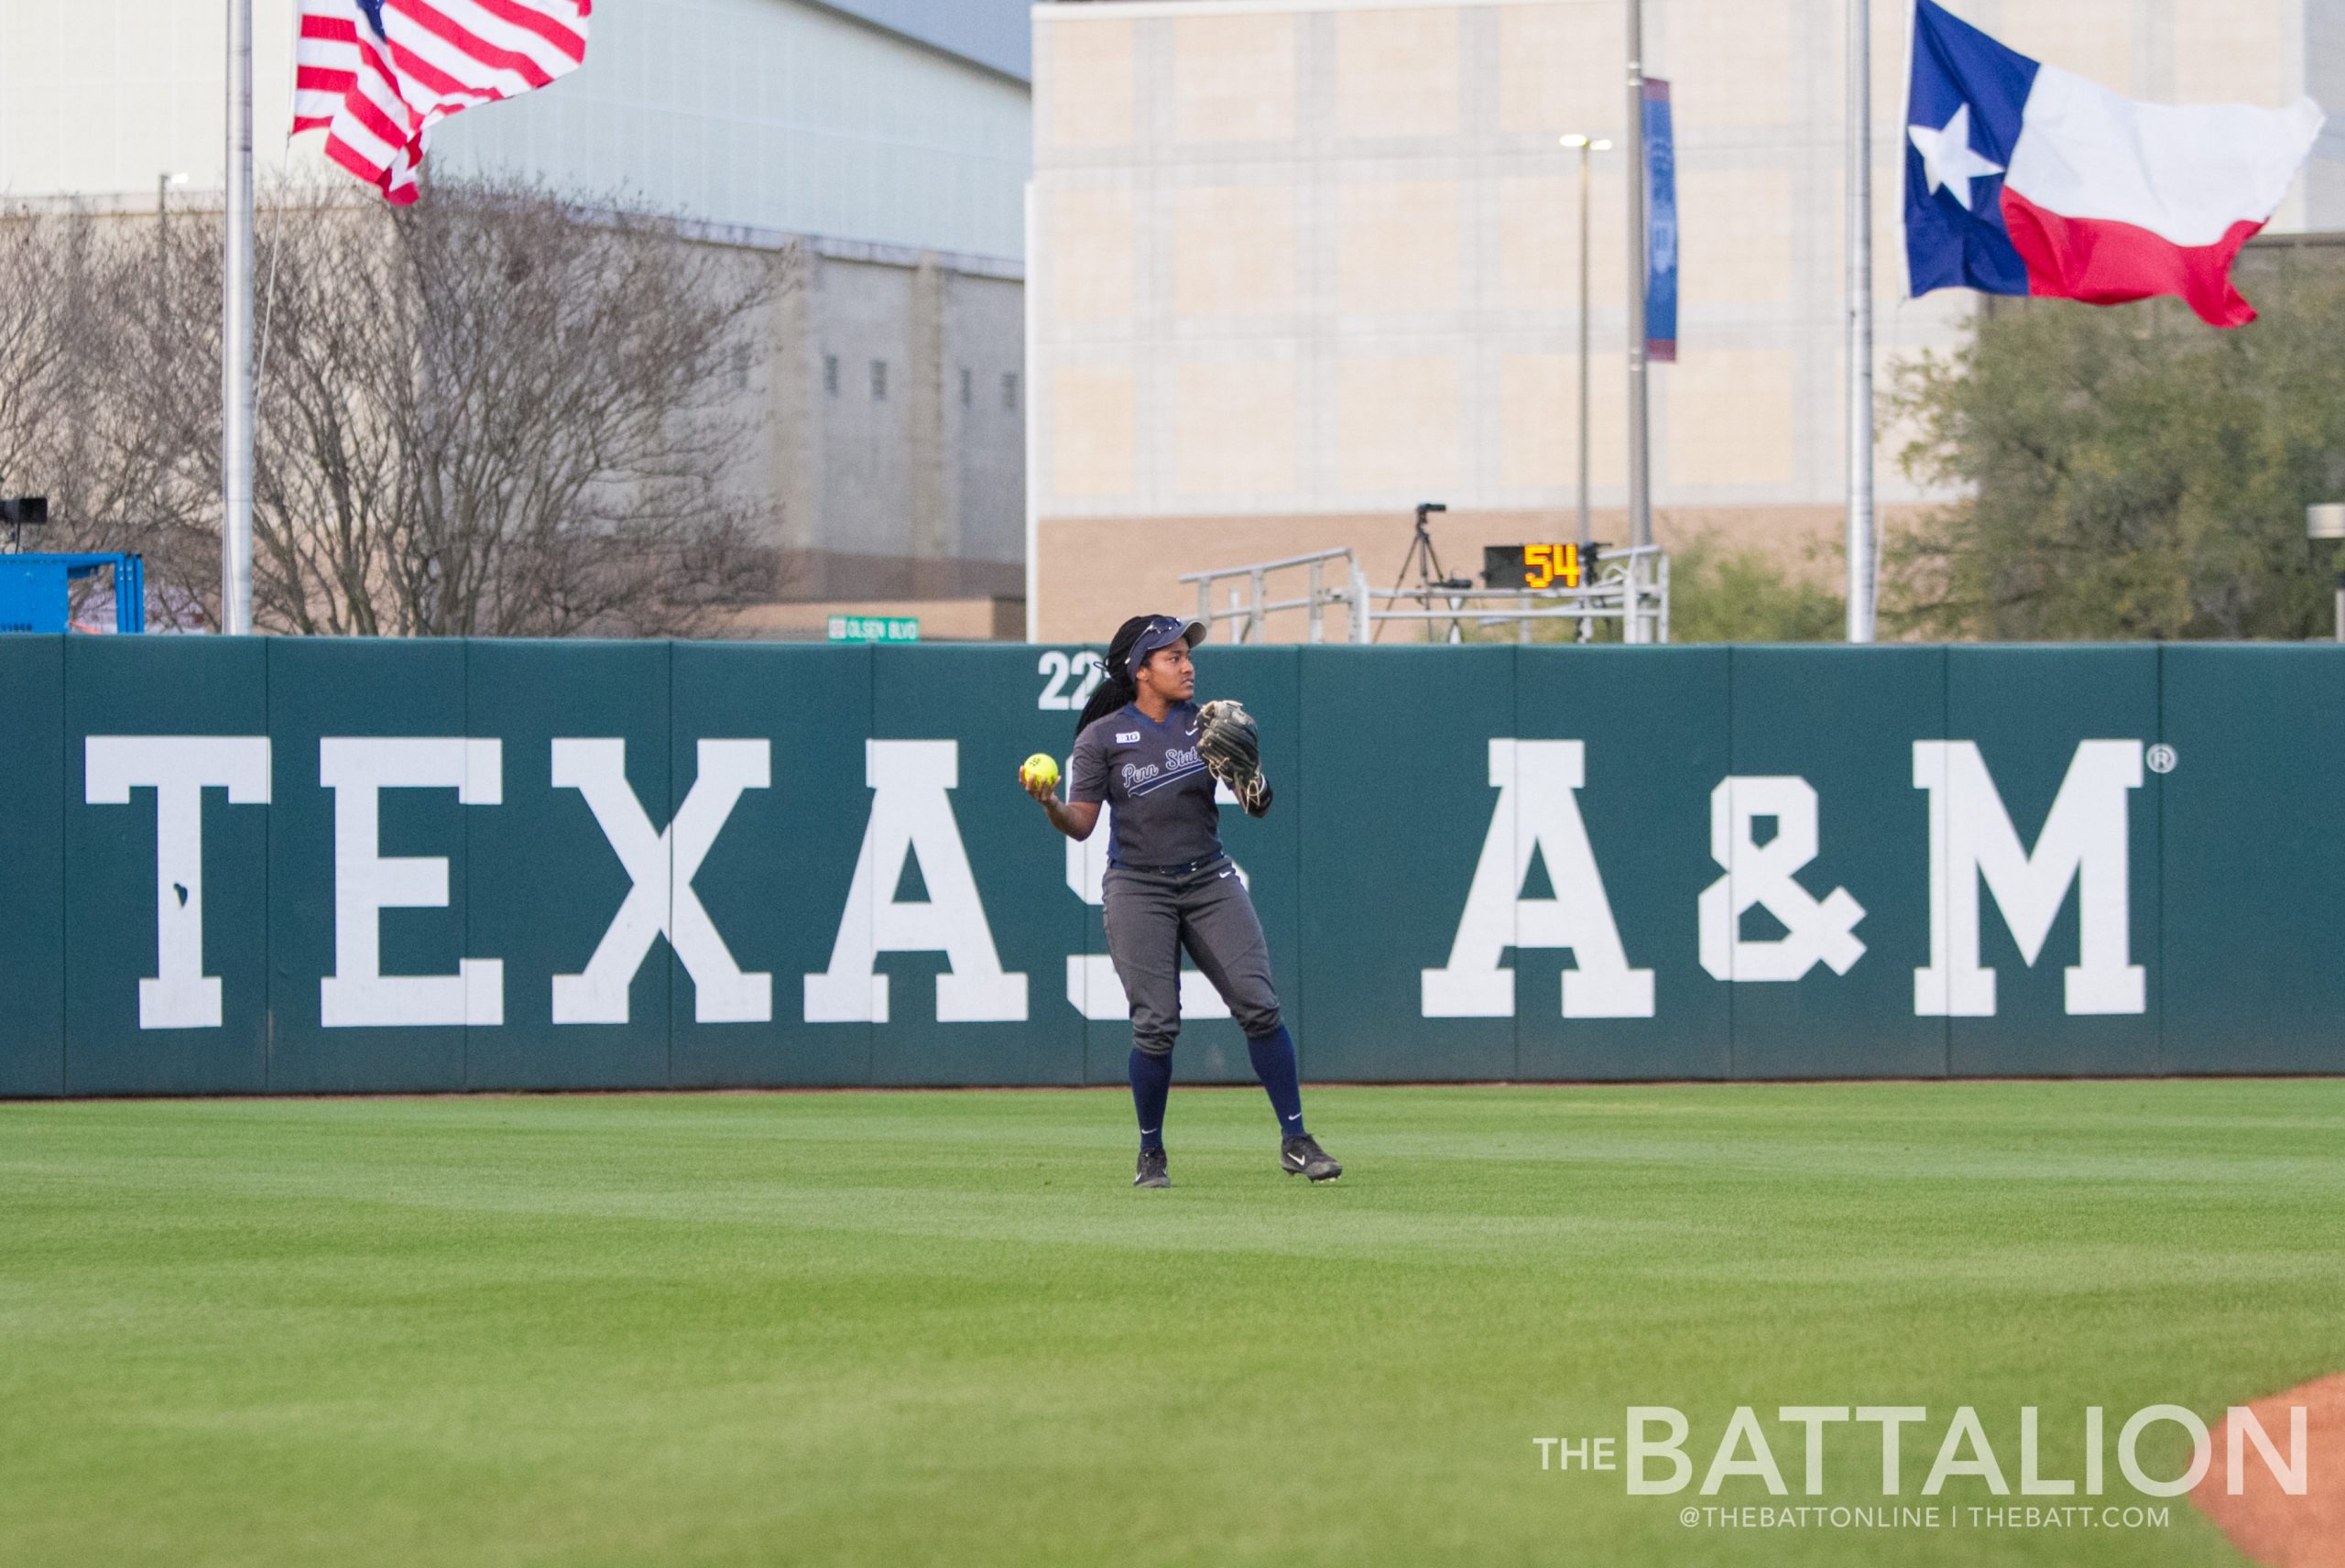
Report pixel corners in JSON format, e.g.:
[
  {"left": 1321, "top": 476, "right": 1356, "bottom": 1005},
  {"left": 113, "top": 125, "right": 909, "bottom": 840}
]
[{"left": 1642, "top": 78, "right": 1678, "bottom": 363}]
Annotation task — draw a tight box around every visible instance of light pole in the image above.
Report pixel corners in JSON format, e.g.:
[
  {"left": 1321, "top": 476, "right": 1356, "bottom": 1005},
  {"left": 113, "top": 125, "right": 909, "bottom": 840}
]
[
  {"left": 1846, "top": 0, "right": 1877, "bottom": 643},
  {"left": 1559, "top": 136, "right": 1613, "bottom": 561},
  {"left": 224, "top": 0, "right": 255, "bottom": 635},
  {"left": 1623, "top": 0, "right": 1652, "bottom": 644}
]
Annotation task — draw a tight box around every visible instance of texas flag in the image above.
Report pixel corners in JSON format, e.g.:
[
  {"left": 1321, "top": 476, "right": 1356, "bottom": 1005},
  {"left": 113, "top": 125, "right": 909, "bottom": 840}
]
[{"left": 1904, "top": 0, "right": 2323, "bottom": 327}]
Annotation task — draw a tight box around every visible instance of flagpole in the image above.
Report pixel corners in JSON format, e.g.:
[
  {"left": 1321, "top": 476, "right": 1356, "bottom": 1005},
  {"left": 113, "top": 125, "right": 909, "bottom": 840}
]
[
  {"left": 223, "top": 0, "right": 256, "bottom": 636},
  {"left": 1845, "top": 0, "right": 1876, "bottom": 643},
  {"left": 1624, "top": 0, "right": 1651, "bottom": 644}
]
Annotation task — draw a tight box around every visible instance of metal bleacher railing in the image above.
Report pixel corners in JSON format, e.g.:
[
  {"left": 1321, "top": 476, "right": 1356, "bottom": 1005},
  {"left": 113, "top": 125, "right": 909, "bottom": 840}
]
[{"left": 1177, "top": 545, "right": 1669, "bottom": 647}]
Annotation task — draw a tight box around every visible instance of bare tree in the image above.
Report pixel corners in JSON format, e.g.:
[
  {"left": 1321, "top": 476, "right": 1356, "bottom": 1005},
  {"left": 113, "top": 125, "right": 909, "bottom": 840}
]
[
  {"left": 52, "top": 177, "right": 787, "bottom": 636},
  {"left": 0, "top": 210, "right": 83, "bottom": 501}
]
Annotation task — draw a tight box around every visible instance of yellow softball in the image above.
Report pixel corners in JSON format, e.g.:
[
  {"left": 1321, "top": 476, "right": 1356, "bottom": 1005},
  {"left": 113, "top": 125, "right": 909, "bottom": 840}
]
[{"left": 1020, "top": 753, "right": 1061, "bottom": 791}]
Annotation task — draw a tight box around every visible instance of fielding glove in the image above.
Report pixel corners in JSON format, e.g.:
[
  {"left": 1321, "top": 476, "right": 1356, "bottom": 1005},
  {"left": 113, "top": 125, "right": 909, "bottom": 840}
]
[{"left": 1196, "top": 699, "right": 1271, "bottom": 815}]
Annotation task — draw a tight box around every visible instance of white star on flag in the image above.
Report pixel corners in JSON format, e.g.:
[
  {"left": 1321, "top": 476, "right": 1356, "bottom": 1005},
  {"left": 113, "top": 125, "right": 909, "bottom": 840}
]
[{"left": 1908, "top": 103, "right": 2006, "bottom": 212}]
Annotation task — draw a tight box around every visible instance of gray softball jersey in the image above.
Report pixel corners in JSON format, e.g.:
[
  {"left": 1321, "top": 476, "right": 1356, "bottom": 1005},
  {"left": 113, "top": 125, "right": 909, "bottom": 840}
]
[{"left": 1068, "top": 701, "right": 1222, "bottom": 868}]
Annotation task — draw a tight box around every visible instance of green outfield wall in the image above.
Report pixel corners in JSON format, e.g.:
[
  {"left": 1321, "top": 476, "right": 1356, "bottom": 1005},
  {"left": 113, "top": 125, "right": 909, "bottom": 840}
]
[{"left": 3, "top": 637, "right": 2338, "bottom": 1096}]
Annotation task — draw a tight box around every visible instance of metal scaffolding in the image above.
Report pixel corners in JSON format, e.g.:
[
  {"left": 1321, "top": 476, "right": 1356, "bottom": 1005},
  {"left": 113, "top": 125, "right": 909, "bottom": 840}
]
[{"left": 1178, "top": 546, "right": 1670, "bottom": 647}]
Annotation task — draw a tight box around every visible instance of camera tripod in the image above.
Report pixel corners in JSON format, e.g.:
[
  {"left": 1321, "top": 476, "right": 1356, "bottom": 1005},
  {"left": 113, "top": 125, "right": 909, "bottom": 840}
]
[{"left": 1375, "top": 501, "right": 1477, "bottom": 643}]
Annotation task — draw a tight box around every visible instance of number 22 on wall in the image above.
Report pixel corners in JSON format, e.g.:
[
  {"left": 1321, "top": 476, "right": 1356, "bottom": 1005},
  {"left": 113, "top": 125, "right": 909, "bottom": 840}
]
[{"left": 1036, "top": 650, "right": 1105, "bottom": 711}]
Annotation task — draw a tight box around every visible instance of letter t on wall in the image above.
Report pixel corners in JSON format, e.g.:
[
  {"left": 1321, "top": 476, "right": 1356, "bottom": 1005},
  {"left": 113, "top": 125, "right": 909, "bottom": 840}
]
[{"left": 84, "top": 736, "right": 272, "bottom": 1030}]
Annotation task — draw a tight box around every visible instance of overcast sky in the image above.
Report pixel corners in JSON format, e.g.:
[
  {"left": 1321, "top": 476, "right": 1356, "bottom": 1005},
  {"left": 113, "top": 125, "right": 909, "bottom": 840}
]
[{"left": 827, "top": 0, "right": 1032, "bottom": 82}]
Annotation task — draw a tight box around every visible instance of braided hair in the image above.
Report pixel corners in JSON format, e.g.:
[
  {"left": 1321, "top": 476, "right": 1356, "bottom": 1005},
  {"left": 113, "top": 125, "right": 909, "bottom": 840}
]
[{"left": 1074, "top": 615, "right": 1153, "bottom": 738}]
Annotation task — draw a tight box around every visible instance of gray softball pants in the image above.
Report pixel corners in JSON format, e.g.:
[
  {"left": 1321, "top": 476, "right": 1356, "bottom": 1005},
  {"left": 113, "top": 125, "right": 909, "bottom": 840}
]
[{"left": 1102, "top": 856, "right": 1282, "bottom": 1057}]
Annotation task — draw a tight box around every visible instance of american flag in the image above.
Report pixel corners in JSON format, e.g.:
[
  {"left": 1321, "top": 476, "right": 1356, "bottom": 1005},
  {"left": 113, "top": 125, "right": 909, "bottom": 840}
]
[{"left": 293, "top": 0, "right": 592, "bottom": 204}]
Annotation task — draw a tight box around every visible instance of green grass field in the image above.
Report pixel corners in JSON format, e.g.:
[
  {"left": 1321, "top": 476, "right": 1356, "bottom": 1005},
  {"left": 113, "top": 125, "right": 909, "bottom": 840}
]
[{"left": 5, "top": 1082, "right": 2340, "bottom": 1566}]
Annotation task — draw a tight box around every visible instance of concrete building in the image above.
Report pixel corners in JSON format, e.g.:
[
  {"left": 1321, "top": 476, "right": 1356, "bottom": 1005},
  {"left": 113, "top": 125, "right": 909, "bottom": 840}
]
[
  {"left": 1027, "top": 0, "right": 2345, "bottom": 641},
  {"left": 0, "top": 0, "right": 1034, "bottom": 632}
]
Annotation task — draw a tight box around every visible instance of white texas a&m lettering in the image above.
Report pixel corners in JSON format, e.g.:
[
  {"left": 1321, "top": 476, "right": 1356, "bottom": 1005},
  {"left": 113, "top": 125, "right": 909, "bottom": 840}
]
[
  {"left": 83, "top": 735, "right": 273, "bottom": 1030},
  {"left": 552, "top": 738, "right": 772, "bottom": 1025},
  {"left": 319, "top": 737, "right": 505, "bottom": 1029},
  {"left": 1697, "top": 776, "right": 1866, "bottom": 983},
  {"left": 805, "top": 739, "right": 1028, "bottom": 1023},
  {"left": 67, "top": 727, "right": 2158, "bottom": 1032},
  {"left": 1423, "top": 739, "right": 1653, "bottom": 1019},
  {"left": 1913, "top": 740, "right": 2145, "bottom": 1018}
]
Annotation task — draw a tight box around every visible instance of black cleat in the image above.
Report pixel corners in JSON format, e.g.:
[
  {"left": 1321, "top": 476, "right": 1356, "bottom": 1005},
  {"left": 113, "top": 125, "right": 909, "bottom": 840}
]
[
  {"left": 1282, "top": 1135, "right": 1342, "bottom": 1181},
  {"left": 1134, "top": 1147, "right": 1171, "bottom": 1188}
]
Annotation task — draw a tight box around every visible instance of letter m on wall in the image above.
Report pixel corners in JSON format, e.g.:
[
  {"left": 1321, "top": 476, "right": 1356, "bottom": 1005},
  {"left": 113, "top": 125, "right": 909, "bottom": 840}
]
[{"left": 1913, "top": 740, "right": 2145, "bottom": 1018}]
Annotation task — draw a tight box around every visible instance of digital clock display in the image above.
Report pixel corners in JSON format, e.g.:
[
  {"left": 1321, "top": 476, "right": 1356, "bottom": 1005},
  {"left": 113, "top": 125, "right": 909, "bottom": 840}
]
[{"left": 1483, "top": 544, "right": 1589, "bottom": 591}]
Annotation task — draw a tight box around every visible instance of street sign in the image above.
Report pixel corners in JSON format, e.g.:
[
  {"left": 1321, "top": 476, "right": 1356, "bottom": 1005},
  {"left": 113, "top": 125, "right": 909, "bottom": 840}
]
[{"left": 826, "top": 615, "right": 922, "bottom": 644}]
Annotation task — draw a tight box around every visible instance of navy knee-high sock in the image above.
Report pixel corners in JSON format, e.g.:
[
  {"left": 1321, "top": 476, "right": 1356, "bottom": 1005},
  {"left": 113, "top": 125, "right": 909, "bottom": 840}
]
[
  {"left": 1129, "top": 1049, "right": 1172, "bottom": 1151},
  {"left": 1248, "top": 1024, "right": 1306, "bottom": 1138}
]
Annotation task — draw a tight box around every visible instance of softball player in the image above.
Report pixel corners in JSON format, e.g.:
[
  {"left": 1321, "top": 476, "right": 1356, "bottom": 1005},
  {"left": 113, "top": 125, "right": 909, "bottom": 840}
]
[{"left": 1023, "top": 614, "right": 1342, "bottom": 1189}]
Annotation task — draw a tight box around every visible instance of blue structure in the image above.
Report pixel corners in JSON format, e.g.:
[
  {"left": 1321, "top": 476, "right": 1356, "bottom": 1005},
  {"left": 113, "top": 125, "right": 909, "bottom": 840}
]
[{"left": 0, "top": 555, "right": 146, "bottom": 635}]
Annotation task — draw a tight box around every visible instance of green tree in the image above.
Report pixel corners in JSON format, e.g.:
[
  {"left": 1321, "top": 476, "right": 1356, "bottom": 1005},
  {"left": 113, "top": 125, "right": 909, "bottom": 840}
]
[
  {"left": 1885, "top": 260, "right": 2345, "bottom": 640},
  {"left": 1663, "top": 535, "right": 1844, "bottom": 642}
]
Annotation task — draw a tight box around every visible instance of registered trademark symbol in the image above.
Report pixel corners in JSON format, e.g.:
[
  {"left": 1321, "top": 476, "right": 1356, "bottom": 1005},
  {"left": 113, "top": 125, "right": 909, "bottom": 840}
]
[{"left": 2146, "top": 744, "right": 2177, "bottom": 775}]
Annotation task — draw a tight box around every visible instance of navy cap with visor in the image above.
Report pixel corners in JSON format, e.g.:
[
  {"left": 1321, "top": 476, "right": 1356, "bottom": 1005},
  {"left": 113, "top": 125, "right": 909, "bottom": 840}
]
[{"left": 1125, "top": 615, "right": 1208, "bottom": 677}]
